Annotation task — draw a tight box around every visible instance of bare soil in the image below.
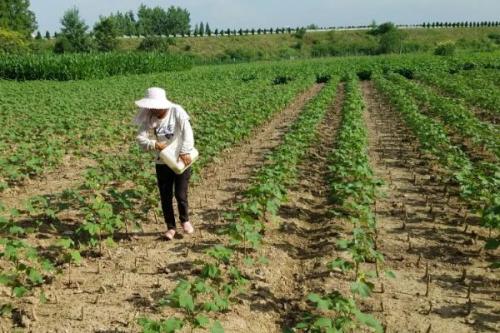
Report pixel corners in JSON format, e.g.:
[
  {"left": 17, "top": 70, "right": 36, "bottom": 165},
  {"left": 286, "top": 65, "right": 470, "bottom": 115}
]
[{"left": 0, "top": 155, "right": 96, "bottom": 211}]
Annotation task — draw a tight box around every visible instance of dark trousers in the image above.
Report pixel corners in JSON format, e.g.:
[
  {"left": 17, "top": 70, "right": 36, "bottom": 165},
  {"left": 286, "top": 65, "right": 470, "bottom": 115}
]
[{"left": 155, "top": 164, "right": 191, "bottom": 229}]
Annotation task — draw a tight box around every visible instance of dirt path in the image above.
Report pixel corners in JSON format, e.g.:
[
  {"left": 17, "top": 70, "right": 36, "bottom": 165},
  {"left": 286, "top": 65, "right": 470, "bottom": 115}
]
[
  {"left": 0, "top": 84, "right": 325, "bottom": 332},
  {"left": 361, "top": 81, "right": 500, "bottom": 333},
  {"left": 0, "top": 154, "right": 96, "bottom": 211},
  {"left": 214, "top": 83, "right": 345, "bottom": 332}
]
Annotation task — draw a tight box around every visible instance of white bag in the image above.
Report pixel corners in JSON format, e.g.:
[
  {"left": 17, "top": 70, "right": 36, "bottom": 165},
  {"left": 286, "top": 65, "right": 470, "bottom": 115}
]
[{"left": 159, "top": 138, "right": 199, "bottom": 175}]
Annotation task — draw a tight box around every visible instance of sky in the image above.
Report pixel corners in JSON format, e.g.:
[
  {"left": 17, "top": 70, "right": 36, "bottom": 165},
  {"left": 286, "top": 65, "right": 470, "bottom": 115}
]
[{"left": 30, "top": 0, "right": 500, "bottom": 34}]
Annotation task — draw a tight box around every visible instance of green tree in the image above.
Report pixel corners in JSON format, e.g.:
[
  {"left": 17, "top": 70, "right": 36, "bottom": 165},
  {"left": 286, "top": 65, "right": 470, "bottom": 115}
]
[
  {"left": 0, "top": 0, "right": 37, "bottom": 37},
  {"left": 369, "top": 21, "right": 396, "bottom": 35},
  {"left": 54, "top": 7, "right": 91, "bottom": 53},
  {"left": 44, "top": 30, "right": 50, "bottom": 39},
  {"left": 35, "top": 30, "right": 41, "bottom": 39},
  {"left": 378, "top": 29, "right": 406, "bottom": 54},
  {"left": 205, "top": 22, "right": 211, "bottom": 36},
  {"left": 165, "top": 6, "right": 190, "bottom": 35},
  {"left": 199, "top": 21, "right": 204, "bottom": 36},
  {"left": 93, "top": 16, "right": 118, "bottom": 52}
]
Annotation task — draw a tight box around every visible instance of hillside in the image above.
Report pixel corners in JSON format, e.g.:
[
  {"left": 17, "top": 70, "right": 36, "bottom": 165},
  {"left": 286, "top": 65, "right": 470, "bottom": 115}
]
[{"left": 32, "top": 27, "right": 500, "bottom": 62}]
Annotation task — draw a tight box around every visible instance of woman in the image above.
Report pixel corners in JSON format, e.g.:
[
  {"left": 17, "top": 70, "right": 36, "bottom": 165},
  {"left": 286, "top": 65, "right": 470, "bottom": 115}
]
[{"left": 134, "top": 87, "right": 195, "bottom": 240}]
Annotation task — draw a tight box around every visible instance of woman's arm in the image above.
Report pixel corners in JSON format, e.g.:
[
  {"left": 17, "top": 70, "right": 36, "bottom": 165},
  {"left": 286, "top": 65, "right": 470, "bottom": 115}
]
[
  {"left": 136, "top": 123, "right": 157, "bottom": 151},
  {"left": 179, "top": 119, "right": 194, "bottom": 154}
]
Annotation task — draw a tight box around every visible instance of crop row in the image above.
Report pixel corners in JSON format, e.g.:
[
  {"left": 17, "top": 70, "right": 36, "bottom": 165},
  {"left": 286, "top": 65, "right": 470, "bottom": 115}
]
[
  {"left": 387, "top": 72, "right": 499, "bottom": 159},
  {"left": 294, "top": 77, "right": 384, "bottom": 333},
  {"left": 416, "top": 70, "right": 500, "bottom": 115},
  {"left": 373, "top": 74, "right": 499, "bottom": 254}
]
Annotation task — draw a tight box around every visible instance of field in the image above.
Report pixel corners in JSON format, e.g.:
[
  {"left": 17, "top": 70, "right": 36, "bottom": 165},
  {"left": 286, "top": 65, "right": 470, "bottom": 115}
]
[{"left": 0, "top": 51, "right": 499, "bottom": 332}]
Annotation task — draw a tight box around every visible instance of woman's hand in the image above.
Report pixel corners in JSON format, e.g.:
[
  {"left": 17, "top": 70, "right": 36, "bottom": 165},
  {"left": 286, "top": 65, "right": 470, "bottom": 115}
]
[
  {"left": 155, "top": 142, "right": 167, "bottom": 151},
  {"left": 179, "top": 153, "right": 192, "bottom": 166}
]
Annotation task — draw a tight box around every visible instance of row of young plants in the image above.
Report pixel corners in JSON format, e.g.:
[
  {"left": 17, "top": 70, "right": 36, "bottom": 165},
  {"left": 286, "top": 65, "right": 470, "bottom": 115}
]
[
  {"left": 415, "top": 70, "right": 500, "bottom": 116},
  {"left": 0, "top": 64, "right": 318, "bottom": 316},
  {"left": 293, "top": 77, "right": 385, "bottom": 333},
  {"left": 373, "top": 74, "right": 500, "bottom": 261},
  {"left": 386, "top": 72, "right": 499, "bottom": 158},
  {"left": 138, "top": 78, "right": 340, "bottom": 332}
]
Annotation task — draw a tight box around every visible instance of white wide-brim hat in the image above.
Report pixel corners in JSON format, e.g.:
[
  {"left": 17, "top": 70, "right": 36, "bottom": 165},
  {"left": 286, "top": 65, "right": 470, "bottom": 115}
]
[{"left": 135, "top": 87, "right": 174, "bottom": 109}]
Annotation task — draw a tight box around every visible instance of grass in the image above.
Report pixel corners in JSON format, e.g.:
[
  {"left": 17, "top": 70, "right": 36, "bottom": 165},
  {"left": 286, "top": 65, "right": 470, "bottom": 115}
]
[{"left": 28, "top": 26, "right": 500, "bottom": 63}]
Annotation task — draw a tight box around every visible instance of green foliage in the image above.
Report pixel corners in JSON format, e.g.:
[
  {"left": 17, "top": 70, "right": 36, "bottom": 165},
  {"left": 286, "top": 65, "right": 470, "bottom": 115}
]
[
  {"left": 94, "top": 17, "right": 119, "bottom": 52},
  {"left": 0, "top": 0, "right": 37, "bottom": 36},
  {"left": 55, "top": 7, "right": 92, "bottom": 53},
  {"left": 138, "top": 36, "right": 175, "bottom": 52},
  {"left": 369, "top": 22, "right": 397, "bottom": 35},
  {"left": 294, "top": 292, "right": 382, "bottom": 332},
  {"left": 0, "top": 28, "right": 29, "bottom": 54},
  {"left": 374, "top": 73, "right": 499, "bottom": 240},
  {"left": 378, "top": 29, "right": 406, "bottom": 54},
  {"left": 137, "top": 4, "right": 190, "bottom": 36},
  {"left": 0, "top": 51, "right": 193, "bottom": 80},
  {"left": 434, "top": 41, "right": 456, "bottom": 56}
]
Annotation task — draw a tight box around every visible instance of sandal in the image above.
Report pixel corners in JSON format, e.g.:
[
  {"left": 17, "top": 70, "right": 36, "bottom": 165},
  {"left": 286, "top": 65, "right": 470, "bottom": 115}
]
[
  {"left": 165, "top": 229, "right": 176, "bottom": 240},
  {"left": 182, "top": 221, "right": 194, "bottom": 234}
]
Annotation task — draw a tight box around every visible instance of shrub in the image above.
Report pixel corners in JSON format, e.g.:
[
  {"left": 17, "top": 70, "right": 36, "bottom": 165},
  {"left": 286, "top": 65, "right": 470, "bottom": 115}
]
[
  {"left": 294, "top": 28, "right": 306, "bottom": 39},
  {"left": 434, "top": 41, "right": 456, "bottom": 56},
  {"left": 0, "top": 29, "right": 30, "bottom": 54},
  {"left": 137, "top": 37, "right": 173, "bottom": 52}
]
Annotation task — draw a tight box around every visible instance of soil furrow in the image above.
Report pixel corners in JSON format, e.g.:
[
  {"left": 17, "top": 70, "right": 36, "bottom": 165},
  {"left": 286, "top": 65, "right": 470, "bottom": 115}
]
[{"left": 361, "top": 81, "right": 499, "bottom": 333}]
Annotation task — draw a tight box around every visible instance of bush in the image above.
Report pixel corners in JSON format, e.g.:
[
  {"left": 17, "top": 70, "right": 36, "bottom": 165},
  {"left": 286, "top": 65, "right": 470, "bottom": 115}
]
[
  {"left": 53, "top": 36, "right": 75, "bottom": 54},
  {"left": 220, "top": 48, "right": 255, "bottom": 62},
  {"left": 378, "top": 30, "right": 404, "bottom": 54},
  {"left": 488, "top": 33, "right": 500, "bottom": 44},
  {"left": 137, "top": 37, "right": 174, "bottom": 52},
  {"left": 294, "top": 28, "right": 306, "bottom": 39},
  {"left": 0, "top": 29, "right": 30, "bottom": 54},
  {"left": 434, "top": 41, "right": 456, "bottom": 56}
]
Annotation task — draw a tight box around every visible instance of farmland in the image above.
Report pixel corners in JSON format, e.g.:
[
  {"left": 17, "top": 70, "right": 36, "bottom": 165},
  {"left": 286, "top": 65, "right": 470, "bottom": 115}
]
[{"left": 0, "top": 51, "right": 499, "bottom": 332}]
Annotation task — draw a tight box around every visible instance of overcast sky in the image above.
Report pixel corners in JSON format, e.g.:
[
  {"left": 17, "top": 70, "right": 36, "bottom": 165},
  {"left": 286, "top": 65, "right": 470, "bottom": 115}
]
[{"left": 31, "top": 0, "right": 500, "bottom": 33}]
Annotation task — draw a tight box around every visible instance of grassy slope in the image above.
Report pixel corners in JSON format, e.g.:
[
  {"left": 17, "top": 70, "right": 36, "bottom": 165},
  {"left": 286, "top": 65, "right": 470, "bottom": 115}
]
[
  {"left": 125, "top": 27, "right": 500, "bottom": 57},
  {"left": 33, "top": 27, "right": 500, "bottom": 61}
]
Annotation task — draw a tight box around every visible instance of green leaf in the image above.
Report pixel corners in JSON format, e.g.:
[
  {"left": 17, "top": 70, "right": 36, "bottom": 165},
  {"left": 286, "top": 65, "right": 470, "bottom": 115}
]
[
  {"left": 179, "top": 293, "right": 194, "bottom": 312},
  {"left": 308, "top": 293, "right": 322, "bottom": 303},
  {"left": 211, "top": 320, "right": 224, "bottom": 333},
  {"left": 313, "top": 317, "right": 332, "bottom": 328},
  {"left": 354, "top": 310, "right": 383, "bottom": 333},
  {"left": 485, "top": 238, "right": 499, "bottom": 250},
  {"left": 162, "top": 317, "right": 184, "bottom": 333},
  {"left": 351, "top": 281, "right": 372, "bottom": 298},
  {"left": 195, "top": 314, "right": 210, "bottom": 328},
  {"left": 385, "top": 270, "right": 396, "bottom": 279},
  {"left": 13, "top": 286, "right": 28, "bottom": 298},
  {"left": 28, "top": 268, "right": 43, "bottom": 285},
  {"left": 70, "top": 250, "right": 82, "bottom": 264}
]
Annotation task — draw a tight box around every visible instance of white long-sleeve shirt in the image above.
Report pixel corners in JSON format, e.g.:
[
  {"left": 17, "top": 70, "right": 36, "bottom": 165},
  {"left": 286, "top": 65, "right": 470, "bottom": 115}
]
[{"left": 136, "top": 104, "right": 195, "bottom": 164}]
